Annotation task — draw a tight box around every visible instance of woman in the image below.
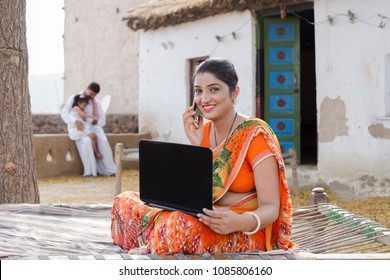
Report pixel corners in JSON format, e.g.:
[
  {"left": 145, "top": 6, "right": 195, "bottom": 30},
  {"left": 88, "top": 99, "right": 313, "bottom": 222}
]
[{"left": 111, "top": 58, "right": 294, "bottom": 254}]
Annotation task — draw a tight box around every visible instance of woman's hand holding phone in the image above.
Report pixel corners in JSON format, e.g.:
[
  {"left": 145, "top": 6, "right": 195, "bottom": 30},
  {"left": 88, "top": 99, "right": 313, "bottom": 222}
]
[
  {"left": 193, "top": 103, "right": 202, "bottom": 129},
  {"left": 182, "top": 103, "right": 204, "bottom": 146}
]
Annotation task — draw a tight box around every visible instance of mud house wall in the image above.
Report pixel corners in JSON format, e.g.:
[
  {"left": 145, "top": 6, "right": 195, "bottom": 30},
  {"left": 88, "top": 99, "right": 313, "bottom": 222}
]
[
  {"left": 138, "top": 11, "right": 256, "bottom": 144},
  {"left": 33, "top": 132, "right": 151, "bottom": 178},
  {"left": 63, "top": 0, "right": 147, "bottom": 115},
  {"left": 315, "top": 0, "right": 390, "bottom": 195}
]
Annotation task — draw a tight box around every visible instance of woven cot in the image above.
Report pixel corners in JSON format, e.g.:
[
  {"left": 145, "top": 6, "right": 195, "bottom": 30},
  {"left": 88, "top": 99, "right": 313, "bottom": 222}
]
[
  {"left": 2, "top": 146, "right": 389, "bottom": 260},
  {"left": 0, "top": 200, "right": 389, "bottom": 260}
]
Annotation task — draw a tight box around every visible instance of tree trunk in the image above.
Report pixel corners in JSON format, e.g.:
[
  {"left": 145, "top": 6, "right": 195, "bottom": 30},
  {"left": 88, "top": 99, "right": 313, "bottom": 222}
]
[{"left": 0, "top": 0, "right": 39, "bottom": 203}]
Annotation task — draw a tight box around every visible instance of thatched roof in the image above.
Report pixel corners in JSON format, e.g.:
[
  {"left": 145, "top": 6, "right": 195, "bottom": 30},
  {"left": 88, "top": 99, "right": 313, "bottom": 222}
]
[{"left": 124, "top": 0, "right": 310, "bottom": 31}]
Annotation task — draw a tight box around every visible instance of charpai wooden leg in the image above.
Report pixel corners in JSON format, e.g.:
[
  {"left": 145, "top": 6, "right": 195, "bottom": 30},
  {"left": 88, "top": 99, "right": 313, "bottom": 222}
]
[{"left": 115, "top": 143, "right": 124, "bottom": 196}]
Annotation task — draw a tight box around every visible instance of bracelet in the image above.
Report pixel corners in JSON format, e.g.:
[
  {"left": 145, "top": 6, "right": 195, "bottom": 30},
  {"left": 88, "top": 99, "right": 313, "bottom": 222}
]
[{"left": 242, "top": 211, "right": 261, "bottom": 235}]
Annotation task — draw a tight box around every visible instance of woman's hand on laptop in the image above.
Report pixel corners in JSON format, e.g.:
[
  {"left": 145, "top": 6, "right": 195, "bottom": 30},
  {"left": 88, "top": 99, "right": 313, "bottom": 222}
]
[{"left": 198, "top": 207, "right": 250, "bottom": 235}]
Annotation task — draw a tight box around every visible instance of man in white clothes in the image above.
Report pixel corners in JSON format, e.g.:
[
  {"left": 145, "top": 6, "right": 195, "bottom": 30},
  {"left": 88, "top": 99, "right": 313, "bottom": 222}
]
[{"left": 61, "top": 82, "right": 117, "bottom": 177}]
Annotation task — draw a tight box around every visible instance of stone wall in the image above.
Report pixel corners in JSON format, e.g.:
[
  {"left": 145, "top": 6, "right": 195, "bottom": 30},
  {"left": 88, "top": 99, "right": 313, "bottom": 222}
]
[{"left": 32, "top": 114, "right": 138, "bottom": 134}]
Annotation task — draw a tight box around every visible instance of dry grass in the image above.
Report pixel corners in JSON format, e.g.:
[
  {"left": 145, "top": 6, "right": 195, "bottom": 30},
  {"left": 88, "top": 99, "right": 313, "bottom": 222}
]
[{"left": 291, "top": 188, "right": 390, "bottom": 229}]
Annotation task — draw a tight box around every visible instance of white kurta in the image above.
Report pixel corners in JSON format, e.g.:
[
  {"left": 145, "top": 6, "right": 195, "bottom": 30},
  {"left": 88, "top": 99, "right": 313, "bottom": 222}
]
[
  {"left": 67, "top": 110, "right": 94, "bottom": 141},
  {"left": 61, "top": 93, "right": 117, "bottom": 177}
]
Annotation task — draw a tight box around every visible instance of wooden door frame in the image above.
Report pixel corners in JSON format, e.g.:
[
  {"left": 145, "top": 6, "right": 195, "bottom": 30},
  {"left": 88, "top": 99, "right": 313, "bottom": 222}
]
[
  {"left": 256, "top": 3, "right": 317, "bottom": 164},
  {"left": 188, "top": 56, "right": 209, "bottom": 106}
]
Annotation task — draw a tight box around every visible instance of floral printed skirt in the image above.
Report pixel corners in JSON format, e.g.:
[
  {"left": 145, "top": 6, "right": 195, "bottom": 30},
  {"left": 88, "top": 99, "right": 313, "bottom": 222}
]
[{"left": 111, "top": 191, "right": 266, "bottom": 254}]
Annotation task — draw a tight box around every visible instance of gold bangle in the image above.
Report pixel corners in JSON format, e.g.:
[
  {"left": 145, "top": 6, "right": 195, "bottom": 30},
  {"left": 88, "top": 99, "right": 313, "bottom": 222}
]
[{"left": 242, "top": 211, "right": 261, "bottom": 235}]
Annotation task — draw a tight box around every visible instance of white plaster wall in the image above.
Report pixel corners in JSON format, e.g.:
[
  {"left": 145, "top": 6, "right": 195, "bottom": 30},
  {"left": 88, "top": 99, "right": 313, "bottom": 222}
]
[
  {"left": 64, "top": 0, "right": 147, "bottom": 114},
  {"left": 315, "top": 0, "right": 390, "bottom": 194},
  {"left": 138, "top": 11, "right": 256, "bottom": 144}
]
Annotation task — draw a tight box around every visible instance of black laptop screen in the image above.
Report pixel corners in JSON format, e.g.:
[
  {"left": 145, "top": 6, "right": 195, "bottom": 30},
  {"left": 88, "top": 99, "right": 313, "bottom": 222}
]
[{"left": 139, "top": 140, "right": 213, "bottom": 215}]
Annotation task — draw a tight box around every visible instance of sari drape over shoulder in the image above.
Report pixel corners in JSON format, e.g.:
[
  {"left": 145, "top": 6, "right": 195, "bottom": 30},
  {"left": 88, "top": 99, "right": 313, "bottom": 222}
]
[{"left": 111, "top": 118, "right": 294, "bottom": 254}]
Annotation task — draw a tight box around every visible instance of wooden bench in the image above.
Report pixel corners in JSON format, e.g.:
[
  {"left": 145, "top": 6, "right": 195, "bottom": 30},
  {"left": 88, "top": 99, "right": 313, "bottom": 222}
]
[
  {"left": 115, "top": 143, "right": 140, "bottom": 195},
  {"left": 112, "top": 133, "right": 152, "bottom": 194},
  {"left": 281, "top": 148, "right": 299, "bottom": 193}
]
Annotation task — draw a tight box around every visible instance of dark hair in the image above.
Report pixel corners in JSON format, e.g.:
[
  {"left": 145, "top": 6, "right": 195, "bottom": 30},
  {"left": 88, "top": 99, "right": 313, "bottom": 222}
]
[
  {"left": 72, "top": 95, "right": 90, "bottom": 108},
  {"left": 193, "top": 58, "right": 238, "bottom": 93},
  {"left": 87, "top": 82, "right": 100, "bottom": 94}
]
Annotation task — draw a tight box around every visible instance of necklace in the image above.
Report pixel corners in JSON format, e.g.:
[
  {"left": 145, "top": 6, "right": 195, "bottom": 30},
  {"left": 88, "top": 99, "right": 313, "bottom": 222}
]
[{"left": 213, "top": 111, "right": 238, "bottom": 149}]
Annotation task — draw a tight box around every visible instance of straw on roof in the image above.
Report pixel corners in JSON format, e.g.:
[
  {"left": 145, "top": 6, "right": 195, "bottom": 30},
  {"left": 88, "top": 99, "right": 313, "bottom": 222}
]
[{"left": 124, "top": 0, "right": 309, "bottom": 31}]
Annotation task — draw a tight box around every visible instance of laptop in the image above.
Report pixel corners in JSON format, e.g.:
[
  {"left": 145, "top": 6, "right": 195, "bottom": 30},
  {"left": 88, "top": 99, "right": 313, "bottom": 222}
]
[{"left": 139, "top": 139, "right": 213, "bottom": 216}]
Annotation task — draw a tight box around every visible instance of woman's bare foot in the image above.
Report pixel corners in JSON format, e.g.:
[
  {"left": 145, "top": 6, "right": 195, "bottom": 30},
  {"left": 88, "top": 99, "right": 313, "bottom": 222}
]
[
  {"left": 127, "top": 246, "right": 150, "bottom": 255},
  {"left": 139, "top": 246, "right": 150, "bottom": 255}
]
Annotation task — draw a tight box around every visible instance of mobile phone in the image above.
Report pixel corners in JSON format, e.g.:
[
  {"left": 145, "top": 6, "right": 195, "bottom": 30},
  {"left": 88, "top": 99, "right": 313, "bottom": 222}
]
[
  {"left": 193, "top": 102, "right": 202, "bottom": 118},
  {"left": 193, "top": 102, "right": 202, "bottom": 128}
]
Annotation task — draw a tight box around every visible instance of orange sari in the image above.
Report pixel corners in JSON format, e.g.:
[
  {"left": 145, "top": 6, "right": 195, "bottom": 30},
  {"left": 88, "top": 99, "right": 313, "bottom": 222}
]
[{"left": 111, "top": 118, "right": 293, "bottom": 254}]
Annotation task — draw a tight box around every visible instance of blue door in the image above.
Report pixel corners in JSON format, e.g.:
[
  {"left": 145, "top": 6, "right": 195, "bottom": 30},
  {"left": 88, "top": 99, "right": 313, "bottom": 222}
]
[{"left": 263, "top": 18, "right": 301, "bottom": 160}]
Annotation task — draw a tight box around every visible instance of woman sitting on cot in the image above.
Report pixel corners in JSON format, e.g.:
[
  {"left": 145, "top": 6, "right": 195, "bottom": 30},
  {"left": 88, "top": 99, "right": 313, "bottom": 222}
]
[{"left": 111, "top": 58, "right": 294, "bottom": 254}]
